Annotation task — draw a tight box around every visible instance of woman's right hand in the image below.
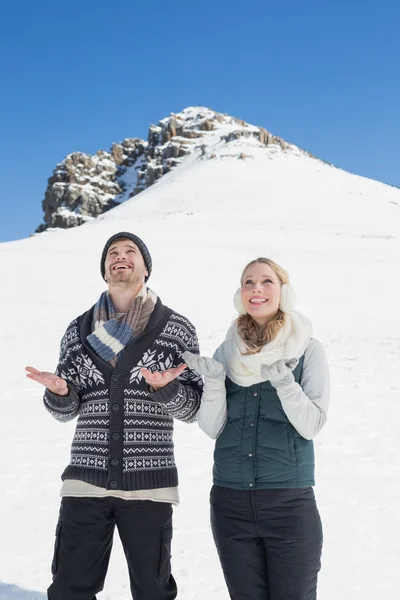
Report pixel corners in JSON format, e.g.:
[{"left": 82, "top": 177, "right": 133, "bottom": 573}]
[
  {"left": 25, "top": 366, "right": 69, "bottom": 396},
  {"left": 182, "top": 352, "right": 225, "bottom": 380}
]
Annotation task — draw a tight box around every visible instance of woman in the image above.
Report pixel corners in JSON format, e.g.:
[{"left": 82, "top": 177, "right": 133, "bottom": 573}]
[{"left": 184, "top": 257, "right": 330, "bottom": 600}]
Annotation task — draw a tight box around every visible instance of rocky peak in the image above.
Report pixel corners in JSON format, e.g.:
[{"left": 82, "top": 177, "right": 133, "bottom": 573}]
[{"left": 36, "top": 107, "right": 306, "bottom": 232}]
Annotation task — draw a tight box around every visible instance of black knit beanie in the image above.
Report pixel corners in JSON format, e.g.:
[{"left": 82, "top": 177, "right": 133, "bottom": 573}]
[{"left": 100, "top": 232, "right": 152, "bottom": 282}]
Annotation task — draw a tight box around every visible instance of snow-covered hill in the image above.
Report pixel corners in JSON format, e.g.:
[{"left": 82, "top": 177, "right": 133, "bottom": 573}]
[
  {"left": 1, "top": 112, "right": 400, "bottom": 599},
  {"left": 36, "top": 106, "right": 310, "bottom": 232}
]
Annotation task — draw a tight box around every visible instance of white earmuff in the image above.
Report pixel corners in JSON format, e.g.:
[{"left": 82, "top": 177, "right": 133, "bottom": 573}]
[
  {"left": 233, "top": 287, "right": 246, "bottom": 315},
  {"left": 279, "top": 283, "right": 296, "bottom": 313}
]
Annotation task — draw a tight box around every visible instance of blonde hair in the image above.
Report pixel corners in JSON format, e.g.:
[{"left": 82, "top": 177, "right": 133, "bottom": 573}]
[{"left": 237, "top": 258, "right": 289, "bottom": 354}]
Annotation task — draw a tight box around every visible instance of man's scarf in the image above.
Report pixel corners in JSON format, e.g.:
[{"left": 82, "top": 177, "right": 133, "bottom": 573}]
[{"left": 87, "top": 286, "right": 157, "bottom": 366}]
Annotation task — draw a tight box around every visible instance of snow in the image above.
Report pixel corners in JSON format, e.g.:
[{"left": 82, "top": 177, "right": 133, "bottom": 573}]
[
  {"left": 57, "top": 206, "right": 94, "bottom": 220},
  {"left": 1, "top": 131, "right": 400, "bottom": 599},
  {"left": 116, "top": 155, "right": 147, "bottom": 203}
]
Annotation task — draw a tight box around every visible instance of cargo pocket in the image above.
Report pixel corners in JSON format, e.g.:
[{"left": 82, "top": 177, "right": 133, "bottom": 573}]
[
  {"left": 51, "top": 521, "right": 62, "bottom": 575},
  {"left": 158, "top": 524, "right": 173, "bottom": 580}
]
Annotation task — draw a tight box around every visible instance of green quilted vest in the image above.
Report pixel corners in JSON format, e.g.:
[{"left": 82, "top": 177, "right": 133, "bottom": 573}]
[{"left": 213, "top": 357, "right": 315, "bottom": 489}]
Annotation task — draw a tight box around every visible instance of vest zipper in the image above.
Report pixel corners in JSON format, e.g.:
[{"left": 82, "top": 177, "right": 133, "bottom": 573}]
[
  {"left": 252, "top": 384, "right": 260, "bottom": 484},
  {"left": 287, "top": 427, "right": 296, "bottom": 463}
]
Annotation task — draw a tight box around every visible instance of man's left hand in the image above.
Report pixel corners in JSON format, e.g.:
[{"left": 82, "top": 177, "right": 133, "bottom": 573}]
[{"left": 141, "top": 364, "right": 187, "bottom": 391}]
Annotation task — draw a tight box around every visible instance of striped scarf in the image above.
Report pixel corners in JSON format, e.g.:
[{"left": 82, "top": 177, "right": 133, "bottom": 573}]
[{"left": 87, "top": 286, "right": 158, "bottom": 366}]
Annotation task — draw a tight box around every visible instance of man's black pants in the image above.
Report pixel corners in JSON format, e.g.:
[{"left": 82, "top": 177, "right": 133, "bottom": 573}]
[
  {"left": 210, "top": 485, "right": 323, "bottom": 600},
  {"left": 48, "top": 497, "right": 177, "bottom": 600}
]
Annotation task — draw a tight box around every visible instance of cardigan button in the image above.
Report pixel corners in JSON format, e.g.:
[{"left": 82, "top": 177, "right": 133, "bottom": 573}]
[
  {"left": 110, "top": 480, "right": 118, "bottom": 489},
  {"left": 249, "top": 483, "right": 254, "bottom": 488},
  {"left": 253, "top": 392, "right": 257, "bottom": 397},
  {"left": 110, "top": 458, "right": 119, "bottom": 467},
  {"left": 112, "top": 403, "right": 120, "bottom": 412},
  {"left": 112, "top": 374, "right": 120, "bottom": 383},
  {"left": 112, "top": 432, "right": 120, "bottom": 441},
  {"left": 248, "top": 453, "right": 253, "bottom": 457},
  {"left": 250, "top": 422, "right": 255, "bottom": 427}
]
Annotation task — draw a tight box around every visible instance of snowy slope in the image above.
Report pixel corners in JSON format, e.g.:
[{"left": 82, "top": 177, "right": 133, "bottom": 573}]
[{"left": 1, "top": 128, "right": 400, "bottom": 599}]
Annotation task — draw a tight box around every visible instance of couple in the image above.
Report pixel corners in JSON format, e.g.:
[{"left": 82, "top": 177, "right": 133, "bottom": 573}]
[{"left": 26, "top": 231, "right": 330, "bottom": 600}]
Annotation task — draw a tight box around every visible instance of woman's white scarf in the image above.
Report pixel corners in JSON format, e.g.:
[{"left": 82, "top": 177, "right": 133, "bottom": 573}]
[{"left": 214, "top": 311, "right": 312, "bottom": 387}]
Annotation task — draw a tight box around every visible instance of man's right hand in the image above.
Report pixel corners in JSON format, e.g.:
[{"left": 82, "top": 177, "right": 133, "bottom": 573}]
[{"left": 25, "top": 367, "right": 69, "bottom": 396}]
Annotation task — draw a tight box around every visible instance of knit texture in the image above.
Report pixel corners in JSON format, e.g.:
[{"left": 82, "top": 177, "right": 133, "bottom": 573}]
[
  {"left": 43, "top": 301, "right": 203, "bottom": 491},
  {"left": 87, "top": 286, "right": 157, "bottom": 366},
  {"left": 214, "top": 310, "right": 312, "bottom": 387}
]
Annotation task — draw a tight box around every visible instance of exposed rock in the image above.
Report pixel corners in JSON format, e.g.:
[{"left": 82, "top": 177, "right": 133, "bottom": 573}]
[
  {"left": 221, "top": 130, "right": 252, "bottom": 143},
  {"left": 38, "top": 151, "right": 122, "bottom": 231},
  {"left": 200, "top": 119, "right": 215, "bottom": 131},
  {"left": 35, "top": 106, "right": 309, "bottom": 232}
]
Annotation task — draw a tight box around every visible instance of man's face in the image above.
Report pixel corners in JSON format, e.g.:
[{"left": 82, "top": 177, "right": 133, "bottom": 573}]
[{"left": 104, "top": 239, "right": 148, "bottom": 286}]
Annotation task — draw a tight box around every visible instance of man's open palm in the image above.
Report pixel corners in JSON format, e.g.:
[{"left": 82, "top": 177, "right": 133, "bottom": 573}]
[
  {"left": 25, "top": 366, "right": 68, "bottom": 396},
  {"left": 140, "top": 364, "right": 187, "bottom": 390}
]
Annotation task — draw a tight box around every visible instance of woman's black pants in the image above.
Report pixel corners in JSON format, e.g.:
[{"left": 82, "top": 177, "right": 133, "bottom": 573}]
[{"left": 210, "top": 485, "right": 323, "bottom": 600}]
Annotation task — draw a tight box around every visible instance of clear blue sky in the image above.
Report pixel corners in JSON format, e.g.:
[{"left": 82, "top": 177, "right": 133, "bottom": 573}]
[{"left": 1, "top": 0, "right": 399, "bottom": 242}]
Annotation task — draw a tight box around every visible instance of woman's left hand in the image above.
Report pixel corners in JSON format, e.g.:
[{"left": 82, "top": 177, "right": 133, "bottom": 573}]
[
  {"left": 141, "top": 364, "right": 187, "bottom": 390},
  {"left": 260, "top": 359, "right": 298, "bottom": 388}
]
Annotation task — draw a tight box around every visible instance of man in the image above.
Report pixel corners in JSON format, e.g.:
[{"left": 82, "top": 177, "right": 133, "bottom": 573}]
[{"left": 26, "top": 232, "right": 203, "bottom": 600}]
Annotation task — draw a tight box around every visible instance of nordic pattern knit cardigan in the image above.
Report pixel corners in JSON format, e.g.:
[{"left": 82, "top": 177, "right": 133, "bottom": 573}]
[{"left": 43, "top": 299, "right": 203, "bottom": 491}]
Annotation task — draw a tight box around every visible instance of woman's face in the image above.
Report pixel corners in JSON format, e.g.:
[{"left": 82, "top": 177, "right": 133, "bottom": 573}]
[{"left": 241, "top": 262, "right": 281, "bottom": 326}]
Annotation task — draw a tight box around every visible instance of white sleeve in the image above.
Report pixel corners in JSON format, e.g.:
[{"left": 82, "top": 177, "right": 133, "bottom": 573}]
[
  {"left": 276, "top": 339, "right": 330, "bottom": 440},
  {"left": 196, "top": 345, "right": 227, "bottom": 439}
]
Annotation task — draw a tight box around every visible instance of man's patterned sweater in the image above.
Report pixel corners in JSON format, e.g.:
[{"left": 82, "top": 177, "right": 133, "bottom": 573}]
[{"left": 43, "top": 299, "right": 203, "bottom": 491}]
